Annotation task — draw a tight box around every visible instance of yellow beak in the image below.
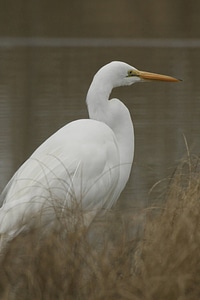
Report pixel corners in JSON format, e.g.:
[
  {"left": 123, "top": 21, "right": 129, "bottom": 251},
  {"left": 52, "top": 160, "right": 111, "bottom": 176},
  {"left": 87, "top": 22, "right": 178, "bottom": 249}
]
[{"left": 138, "top": 70, "right": 180, "bottom": 82}]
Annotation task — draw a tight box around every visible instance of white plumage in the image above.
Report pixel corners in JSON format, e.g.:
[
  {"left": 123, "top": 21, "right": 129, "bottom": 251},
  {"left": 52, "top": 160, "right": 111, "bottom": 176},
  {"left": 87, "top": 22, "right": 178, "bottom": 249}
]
[{"left": 0, "top": 61, "right": 179, "bottom": 240}]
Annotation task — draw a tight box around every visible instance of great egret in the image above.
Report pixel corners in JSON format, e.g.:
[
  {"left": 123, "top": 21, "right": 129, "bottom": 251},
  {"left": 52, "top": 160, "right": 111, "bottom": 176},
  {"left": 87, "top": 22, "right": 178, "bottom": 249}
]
[{"left": 0, "top": 61, "right": 179, "bottom": 240}]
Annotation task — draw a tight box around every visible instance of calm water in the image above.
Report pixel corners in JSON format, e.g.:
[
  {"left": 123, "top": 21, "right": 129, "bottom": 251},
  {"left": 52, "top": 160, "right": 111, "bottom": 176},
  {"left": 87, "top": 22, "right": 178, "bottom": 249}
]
[{"left": 0, "top": 38, "right": 199, "bottom": 209}]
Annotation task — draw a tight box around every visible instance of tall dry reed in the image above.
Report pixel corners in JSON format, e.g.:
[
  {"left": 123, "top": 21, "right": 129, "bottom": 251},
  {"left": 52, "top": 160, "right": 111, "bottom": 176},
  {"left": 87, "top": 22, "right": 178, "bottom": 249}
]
[{"left": 0, "top": 155, "right": 200, "bottom": 299}]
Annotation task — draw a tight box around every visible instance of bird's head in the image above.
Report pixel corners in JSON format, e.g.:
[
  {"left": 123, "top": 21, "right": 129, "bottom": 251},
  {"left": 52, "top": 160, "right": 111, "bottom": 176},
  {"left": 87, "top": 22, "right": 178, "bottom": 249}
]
[{"left": 96, "top": 61, "right": 180, "bottom": 88}]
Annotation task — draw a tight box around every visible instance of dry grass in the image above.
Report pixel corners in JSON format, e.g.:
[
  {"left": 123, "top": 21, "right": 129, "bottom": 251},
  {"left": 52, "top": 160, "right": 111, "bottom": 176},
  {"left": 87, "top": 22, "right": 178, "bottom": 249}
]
[
  {"left": 1, "top": 155, "right": 200, "bottom": 299},
  {"left": 135, "top": 155, "right": 200, "bottom": 299}
]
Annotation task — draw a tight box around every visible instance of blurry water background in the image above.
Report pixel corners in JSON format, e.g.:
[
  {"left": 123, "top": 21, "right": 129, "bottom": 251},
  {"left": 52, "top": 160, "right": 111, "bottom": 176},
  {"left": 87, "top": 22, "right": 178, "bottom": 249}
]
[{"left": 0, "top": 1, "right": 199, "bottom": 210}]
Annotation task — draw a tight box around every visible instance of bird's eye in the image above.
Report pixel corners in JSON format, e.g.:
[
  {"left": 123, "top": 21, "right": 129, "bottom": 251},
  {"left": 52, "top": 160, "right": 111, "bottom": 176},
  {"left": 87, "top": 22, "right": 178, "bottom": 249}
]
[{"left": 127, "top": 70, "right": 136, "bottom": 77}]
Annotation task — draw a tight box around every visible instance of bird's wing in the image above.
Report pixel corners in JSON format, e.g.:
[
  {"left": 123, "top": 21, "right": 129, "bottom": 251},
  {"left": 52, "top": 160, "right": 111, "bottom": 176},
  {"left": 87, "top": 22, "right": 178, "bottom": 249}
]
[{"left": 0, "top": 119, "right": 120, "bottom": 234}]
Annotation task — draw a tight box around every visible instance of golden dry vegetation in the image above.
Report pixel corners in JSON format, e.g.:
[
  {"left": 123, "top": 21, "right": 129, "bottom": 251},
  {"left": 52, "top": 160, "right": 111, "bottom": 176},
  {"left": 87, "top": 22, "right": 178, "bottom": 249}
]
[{"left": 0, "top": 155, "right": 200, "bottom": 299}]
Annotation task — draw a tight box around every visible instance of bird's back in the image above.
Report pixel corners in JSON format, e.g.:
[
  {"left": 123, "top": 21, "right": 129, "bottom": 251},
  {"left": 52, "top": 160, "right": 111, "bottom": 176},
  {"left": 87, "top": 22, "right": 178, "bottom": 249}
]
[{"left": 0, "top": 119, "right": 120, "bottom": 236}]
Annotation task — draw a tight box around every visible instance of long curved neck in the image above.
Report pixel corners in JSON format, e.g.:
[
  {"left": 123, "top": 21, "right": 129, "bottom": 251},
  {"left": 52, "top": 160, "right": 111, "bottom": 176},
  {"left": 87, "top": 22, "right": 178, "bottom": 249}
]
[
  {"left": 86, "top": 75, "right": 112, "bottom": 121},
  {"left": 86, "top": 75, "right": 134, "bottom": 194}
]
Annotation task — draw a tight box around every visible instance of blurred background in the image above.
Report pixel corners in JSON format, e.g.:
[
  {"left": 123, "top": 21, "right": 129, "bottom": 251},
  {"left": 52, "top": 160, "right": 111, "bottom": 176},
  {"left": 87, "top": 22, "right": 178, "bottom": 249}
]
[{"left": 0, "top": 0, "right": 199, "bottom": 210}]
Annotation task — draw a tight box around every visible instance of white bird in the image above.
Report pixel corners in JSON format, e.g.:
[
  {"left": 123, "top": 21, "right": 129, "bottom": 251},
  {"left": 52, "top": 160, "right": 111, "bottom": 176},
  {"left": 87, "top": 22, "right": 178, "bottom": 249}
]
[{"left": 0, "top": 61, "right": 179, "bottom": 240}]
